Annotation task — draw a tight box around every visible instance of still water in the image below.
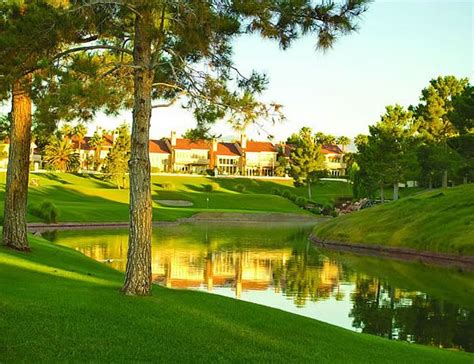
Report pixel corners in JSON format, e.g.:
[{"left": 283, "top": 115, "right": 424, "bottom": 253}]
[{"left": 43, "top": 223, "right": 474, "bottom": 352}]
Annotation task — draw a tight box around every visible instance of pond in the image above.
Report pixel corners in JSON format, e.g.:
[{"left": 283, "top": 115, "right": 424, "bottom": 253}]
[{"left": 42, "top": 223, "right": 474, "bottom": 352}]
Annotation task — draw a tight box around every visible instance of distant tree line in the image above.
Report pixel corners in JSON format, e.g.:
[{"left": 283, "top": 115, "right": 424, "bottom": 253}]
[{"left": 350, "top": 76, "right": 473, "bottom": 201}]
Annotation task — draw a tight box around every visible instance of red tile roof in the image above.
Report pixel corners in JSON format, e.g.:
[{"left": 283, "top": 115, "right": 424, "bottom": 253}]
[
  {"left": 321, "top": 144, "right": 343, "bottom": 154},
  {"left": 74, "top": 135, "right": 113, "bottom": 151},
  {"left": 244, "top": 141, "right": 276, "bottom": 153},
  {"left": 174, "top": 138, "right": 210, "bottom": 150},
  {"left": 149, "top": 139, "right": 171, "bottom": 154},
  {"left": 216, "top": 142, "right": 241, "bottom": 156}
]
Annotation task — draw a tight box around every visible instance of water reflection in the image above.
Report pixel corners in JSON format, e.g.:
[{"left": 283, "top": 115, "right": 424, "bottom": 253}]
[{"left": 44, "top": 224, "right": 474, "bottom": 352}]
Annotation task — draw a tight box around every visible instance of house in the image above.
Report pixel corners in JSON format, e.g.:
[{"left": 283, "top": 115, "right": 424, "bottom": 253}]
[
  {"left": 321, "top": 144, "right": 346, "bottom": 176},
  {"left": 212, "top": 140, "right": 242, "bottom": 175},
  {"left": 280, "top": 142, "right": 346, "bottom": 176},
  {"left": 170, "top": 131, "right": 211, "bottom": 174},
  {"left": 73, "top": 134, "right": 114, "bottom": 170},
  {"left": 0, "top": 138, "right": 40, "bottom": 170},
  {"left": 238, "top": 134, "right": 278, "bottom": 176},
  {"left": 149, "top": 139, "right": 171, "bottom": 172}
]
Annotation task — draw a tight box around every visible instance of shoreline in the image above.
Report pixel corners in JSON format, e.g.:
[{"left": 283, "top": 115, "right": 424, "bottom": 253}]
[
  {"left": 27, "top": 212, "right": 321, "bottom": 231},
  {"left": 310, "top": 234, "right": 474, "bottom": 270}
]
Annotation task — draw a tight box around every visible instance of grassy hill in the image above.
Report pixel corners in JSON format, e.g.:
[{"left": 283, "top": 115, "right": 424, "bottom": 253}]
[
  {"left": 0, "top": 235, "right": 471, "bottom": 363},
  {"left": 0, "top": 172, "right": 352, "bottom": 223},
  {"left": 313, "top": 184, "right": 474, "bottom": 256}
]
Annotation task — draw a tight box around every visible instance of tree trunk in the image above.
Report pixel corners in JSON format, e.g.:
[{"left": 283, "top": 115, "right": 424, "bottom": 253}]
[
  {"left": 442, "top": 140, "right": 448, "bottom": 188},
  {"left": 2, "top": 75, "right": 32, "bottom": 251},
  {"left": 307, "top": 180, "right": 312, "bottom": 200},
  {"left": 428, "top": 175, "right": 433, "bottom": 190},
  {"left": 463, "top": 175, "right": 468, "bottom": 184},
  {"left": 380, "top": 183, "right": 385, "bottom": 203},
  {"left": 122, "top": 9, "right": 153, "bottom": 296},
  {"left": 442, "top": 169, "right": 448, "bottom": 189},
  {"left": 393, "top": 182, "right": 399, "bottom": 201}
]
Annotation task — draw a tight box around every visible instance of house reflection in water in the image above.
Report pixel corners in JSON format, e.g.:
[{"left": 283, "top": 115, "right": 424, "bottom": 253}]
[
  {"left": 152, "top": 249, "right": 299, "bottom": 299},
  {"left": 74, "top": 240, "right": 342, "bottom": 302}
]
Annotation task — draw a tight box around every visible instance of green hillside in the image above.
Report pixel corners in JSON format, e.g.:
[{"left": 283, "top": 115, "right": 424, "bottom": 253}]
[{"left": 313, "top": 184, "right": 474, "bottom": 256}]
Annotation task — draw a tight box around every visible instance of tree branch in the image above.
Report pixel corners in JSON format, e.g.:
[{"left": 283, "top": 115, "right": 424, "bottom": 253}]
[{"left": 52, "top": 45, "right": 133, "bottom": 61}]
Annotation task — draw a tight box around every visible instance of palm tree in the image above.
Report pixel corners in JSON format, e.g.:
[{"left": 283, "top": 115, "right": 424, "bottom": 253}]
[
  {"left": 44, "top": 137, "right": 79, "bottom": 172},
  {"left": 73, "top": 123, "right": 88, "bottom": 168},
  {"left": 336, "top": 136, "right": 351, "bottom": 152},
  {"left": 60, "top": 124, "right": 74, "bottom": 141},
  {"left": 88, "top": 130, "right": 104, "bottom": 171}
]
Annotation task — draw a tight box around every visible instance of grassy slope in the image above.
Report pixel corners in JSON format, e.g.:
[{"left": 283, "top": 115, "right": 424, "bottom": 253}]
[
  {"left": 313, "top": 184, "right": 474, "bottom": 256},
  {"left": 0, "top": 172, "right": 353, "bottom": 222},
  {"left": 0, "top": 236, "right": 471, "bottom": 363}
]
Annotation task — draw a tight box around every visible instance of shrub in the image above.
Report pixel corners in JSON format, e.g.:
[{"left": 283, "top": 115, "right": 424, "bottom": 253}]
[
  {"left": 235, "top": 184, "right": 246, "bottom": 193},
  {"left": 271, "top": 187, "right": 281, "bottom": 195},
  {"left": 295, "top": 197, "right": 307, "bottom": 207},
  {"left": 203, "top": 182, "right": 220, "bottom": 192},
  {"left": 29, "top": 201, "right": 59, "bottom": 223},
  {"left": 321, "top": 204, "right": 334, "bottom": 216},
  {"left": 161, "top": 182, "right": 175, "bottom": 190},
  {"left": 310, "top": 207, "right": 321, "bottom": 215},
  {"left": 288, "top": 193, "right": 298, "bottom": 202},
  {"left": 281, "top": 190, "right": 292, "bottom": 199},
  {"left": 330, "top": 210, "right": 339, "bottom": 217}
]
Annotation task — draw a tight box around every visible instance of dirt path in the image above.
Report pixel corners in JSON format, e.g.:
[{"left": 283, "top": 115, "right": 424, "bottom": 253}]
[{"left": 310, "top": 234, "right": 474, "bottom": 270}]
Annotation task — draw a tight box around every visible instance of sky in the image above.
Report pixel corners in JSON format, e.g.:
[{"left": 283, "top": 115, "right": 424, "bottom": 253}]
[{"left": 2, "top": 0, "right": 473, "bottom": 142}]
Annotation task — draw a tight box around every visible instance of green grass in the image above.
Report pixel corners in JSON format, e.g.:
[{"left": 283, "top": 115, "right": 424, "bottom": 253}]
[
  {"left": 313, "top": 184, "right": 474, "bottom": 256},
  {"left": 0, "top": 172, "right": 354, "bottom": 223},
  {"left": 1, "top": 235, "right": 472, "bottom": 363}
]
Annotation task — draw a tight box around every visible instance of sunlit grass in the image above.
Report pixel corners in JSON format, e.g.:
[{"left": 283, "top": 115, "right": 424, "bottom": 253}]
[
  {"left": 0, "top": 172, "right": 355, "bottom": 223},
  {"left": 313, "top": 184, "right": 474, "bottom": 255}
]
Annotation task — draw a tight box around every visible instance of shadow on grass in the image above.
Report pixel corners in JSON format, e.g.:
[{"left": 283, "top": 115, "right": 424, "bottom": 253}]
[
  {"left": 72, "top": 172, "right": 116, "bottom": 189},
  {"left": 39, "top": 173, "right": 73, "bottom": 185}
]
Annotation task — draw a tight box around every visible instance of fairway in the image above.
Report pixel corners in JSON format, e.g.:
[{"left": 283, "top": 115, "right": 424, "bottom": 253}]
[{"left": 0, "top": 172, "right": 352, "bottom": 222}]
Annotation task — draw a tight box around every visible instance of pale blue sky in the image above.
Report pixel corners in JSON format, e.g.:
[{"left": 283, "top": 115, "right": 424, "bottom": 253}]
[
  {"left": 151, "top": 0, "right": 474, "bottom": 141},
  {"left": 2, "top": 1, "right": 473, "bottom": 141}
]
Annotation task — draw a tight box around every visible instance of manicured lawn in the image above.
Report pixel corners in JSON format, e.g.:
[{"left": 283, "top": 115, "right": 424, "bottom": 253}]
[
  {"left": 0, "top": 235, "right": 471, "bottom": 363},
  {"left": 313, "top": 184, "right": 474, "bottom": 256},
  {"left": 0, "top": 172, "right": 353, "bottom": 223}
]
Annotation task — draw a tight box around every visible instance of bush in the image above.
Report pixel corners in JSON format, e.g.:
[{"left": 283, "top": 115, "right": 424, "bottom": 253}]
[
  {"left": 161, "top": 182, "right": 175, "bottom": 190},
  {"left": 288, "top": 194, "right": 298, "bottom": 202},
  {"left": 321, "top": 204, "right": 334, "bottom": 216},
  {"left": 330, "top": 210, "right": 339, "bottom": 217},
  {"left": 203, "top": 182, "right": 220, "bottom": 192},
  {"left": 235, "top": 184, "right": 246, "bottom": 193},
  {"left": 29, "top": 201, "right": 59, "bottom": 223},
  {"left": 310, "top": 207, "right": 321, "bottom": 215},
  {"left": 281, "top": 190, "right": 292, "bottom": 199},
  {"left": 271, "top": 187, "right": 281, "bottom": 195},
  {"left": 295, "top": 197, "right": 307, "bottom": 207}
]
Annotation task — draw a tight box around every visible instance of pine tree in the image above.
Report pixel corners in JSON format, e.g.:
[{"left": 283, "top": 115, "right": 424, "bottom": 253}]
[
  {"left": 58, "top": 0, "right": 369, "bottom": 295},
  {"left": 102, "top": 124, "right": 131, "bottom": 189},
  {"left": 412, "top": 76, "right": 468, "bottom": 188},
  {"left": 289, "top": 127, "right": 326, "bottom": 199}
]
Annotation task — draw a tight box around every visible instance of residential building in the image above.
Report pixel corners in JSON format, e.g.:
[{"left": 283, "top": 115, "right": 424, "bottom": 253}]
[
  {"left": 149, "top": 139, "right": 171, "bottom": 172},
  {"left": 238, "top": 134, "right": 278, "bottom": 176},
  {"left": 0, "top": 138, "right": 40, "bottom": 170},
  {"left": 3, "top": 129, "right": 346, "bottom": 177},
  {"left": 280, "top": 142, "right": 346, "bottom": 177},
  {"left": 321, "top": 144, "right": 347, "bottom": 176}
]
